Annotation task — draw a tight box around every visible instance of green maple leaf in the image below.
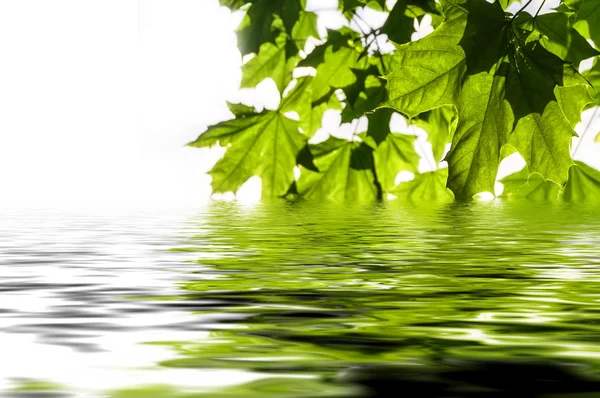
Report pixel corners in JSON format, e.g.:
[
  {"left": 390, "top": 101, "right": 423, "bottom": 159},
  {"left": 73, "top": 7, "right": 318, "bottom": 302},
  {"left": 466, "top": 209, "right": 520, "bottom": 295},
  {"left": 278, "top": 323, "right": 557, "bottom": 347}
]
[
  {"left": 292, "top": 11, "right": 320, "bottom": 51},
  {"left": 341, "top": 66, "right": 387, "bottom": 123},
  {"left": 297, "top": 137, "right": 379, "bottom": 201},
  {"left": 338, "top": 0, "right": 388, "bottom": 18},
  {"left": 499, "top": 167, "right": 561, "bottom": 200},
  {"left": 214, "top": 0, "right": 600, "bottom": 203},
  {"left": 236, "top": 0, "right": 303, "bottom": 55},
  {"left": 583, "top": 57, "right": 600, "bottom": 98},
  {"left": 381, "top": 1, "right": 418, "bottom": 45},
  {"left": 219, "top": 0, "right": 247, "bottom": 10},
  {"left": 499, "top": 0, "right": 521, "bottom": 9},
  {"left": 381, "top": 0, "right": 438, "bottom": 45},
  {"left": 515, "top": 12, "right": 600, "bottom": 65},
  {"left": 300, "top": 28, "right": 362, "bottom": 68},
  {"left": 372, "top": 133, "right": 419, "bottom": 192},
  {"left": 573, "top": 0, "right": 600, "bottom": 45},
  {"left": 280, "top": 78, "right": 343, "bottom": 138},
  {"left": 188, "top": 82, "right": 311, "bottom": 198},
  {"left": 561, "top": 0, "right": 584, "bottom": 12},
  {"left": 383, "top": 0, "right": 468, "bottom": 118},
  {"left": 446, "top": 72, "right": 512, "bottom": 198},
  {"left": 387, "top": 0, "right": 587, "bottom": 198},
  {"left": 313, "top": 49, "right": 364, "bottom": 101},
  {"left": 501, "top": 162, "right": 600, "bottom": 202},
  {"left": 361, "top": 109, "right": 419, "bottom": 192},
  {"left": 241, "top": 34, "right": 297, "bottom": 93},
  {"left": 501, "top": 30, "right": 586, "bottom": 189},
  {"left": 413, "top": 106, "right": 456, "bottom": 164},
  {"left": 300, "top": 30, "right": 366, "bottom": 101},
  {"left": 339, "top": 53, "right": 397, "bottom": 123},
  {"left": 563, "top": 161, "right": 600, "bottom": 201},
  {"left": 555, "top": 84, "right": 597, "bottom": 127},
  {"left": 305, "top": 93, "right": 343, "bottom": 138},
  {"left": 391, "top": 168, "right": 454, "bottom": 201}
]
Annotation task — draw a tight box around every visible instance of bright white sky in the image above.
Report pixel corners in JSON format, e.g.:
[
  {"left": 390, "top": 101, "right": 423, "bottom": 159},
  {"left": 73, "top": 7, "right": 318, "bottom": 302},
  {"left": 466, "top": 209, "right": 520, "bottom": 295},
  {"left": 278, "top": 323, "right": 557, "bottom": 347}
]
[
  {"left": 0, "top": 0, "right": 240, "bottom": 208},
  {"left": 0, "top": 0, "right": 597, "bottom": 208}
]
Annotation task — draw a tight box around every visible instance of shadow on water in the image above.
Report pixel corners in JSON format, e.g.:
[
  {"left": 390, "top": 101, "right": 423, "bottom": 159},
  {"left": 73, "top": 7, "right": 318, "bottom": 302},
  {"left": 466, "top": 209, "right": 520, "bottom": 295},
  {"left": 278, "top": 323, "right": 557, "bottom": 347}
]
[{"left": 119, "top": 200, "right": 600, "bottom": 397}]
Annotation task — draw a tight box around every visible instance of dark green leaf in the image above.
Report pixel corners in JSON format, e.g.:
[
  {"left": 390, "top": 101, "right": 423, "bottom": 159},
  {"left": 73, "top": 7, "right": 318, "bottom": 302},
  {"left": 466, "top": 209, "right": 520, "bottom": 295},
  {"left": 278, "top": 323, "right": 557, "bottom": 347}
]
[
  {"left": 341, "top": 66, "right": 387, "bottom": 122},
  {"left": 236, "top": 0, "right": 303, "bottom": 55},
  {"left": 381, "top": 1, "right": 416, "bottom": 45}
]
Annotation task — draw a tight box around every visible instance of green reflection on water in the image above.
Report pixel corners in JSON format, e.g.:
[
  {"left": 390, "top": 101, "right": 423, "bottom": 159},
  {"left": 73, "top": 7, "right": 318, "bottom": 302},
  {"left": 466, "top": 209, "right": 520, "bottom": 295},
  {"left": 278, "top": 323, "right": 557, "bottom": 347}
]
[{"left": 120, "top": 201, "right": 600, "bottom": 397}]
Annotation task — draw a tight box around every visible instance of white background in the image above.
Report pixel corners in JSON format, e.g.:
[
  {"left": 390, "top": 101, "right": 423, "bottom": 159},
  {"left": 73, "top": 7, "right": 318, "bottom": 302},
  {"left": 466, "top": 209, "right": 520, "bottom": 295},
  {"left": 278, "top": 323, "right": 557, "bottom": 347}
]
[
  {"left": 0, "top": 0, "right": 240, "bottom": 208},
  {"left": 0, "top": 0, "right": 597, "bottom": 208}
]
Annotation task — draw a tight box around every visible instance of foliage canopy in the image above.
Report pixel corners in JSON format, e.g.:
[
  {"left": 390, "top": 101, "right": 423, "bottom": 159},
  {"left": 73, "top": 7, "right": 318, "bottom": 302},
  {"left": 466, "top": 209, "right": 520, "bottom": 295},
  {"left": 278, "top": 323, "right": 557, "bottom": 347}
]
[{"left": 190, "top": 0, "right": 600, "bottom": 201}]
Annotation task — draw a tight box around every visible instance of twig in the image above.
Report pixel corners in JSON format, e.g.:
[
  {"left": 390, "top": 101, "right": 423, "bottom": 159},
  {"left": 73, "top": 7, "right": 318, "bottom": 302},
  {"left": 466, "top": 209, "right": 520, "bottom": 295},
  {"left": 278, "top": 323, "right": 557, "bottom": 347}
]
[{"left": 511, "top": 0, "right": 534, "bottom": 21}]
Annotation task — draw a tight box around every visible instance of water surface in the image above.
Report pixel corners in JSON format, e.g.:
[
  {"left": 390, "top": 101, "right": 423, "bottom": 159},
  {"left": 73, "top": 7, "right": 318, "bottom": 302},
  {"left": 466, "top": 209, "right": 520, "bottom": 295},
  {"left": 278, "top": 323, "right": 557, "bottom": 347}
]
[{"left": 2, "top": 201, "right": 600, "bottom": 397}]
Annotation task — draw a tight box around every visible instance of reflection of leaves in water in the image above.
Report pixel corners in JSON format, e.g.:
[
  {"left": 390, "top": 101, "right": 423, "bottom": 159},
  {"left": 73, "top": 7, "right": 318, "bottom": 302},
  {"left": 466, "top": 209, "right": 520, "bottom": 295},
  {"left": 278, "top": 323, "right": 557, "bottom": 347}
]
[
  {"left": 111, "top": 378, "right": 351, "bottom": 398},
  {"left": 133, "top": 202, "right": 600, "bottom": 397}
]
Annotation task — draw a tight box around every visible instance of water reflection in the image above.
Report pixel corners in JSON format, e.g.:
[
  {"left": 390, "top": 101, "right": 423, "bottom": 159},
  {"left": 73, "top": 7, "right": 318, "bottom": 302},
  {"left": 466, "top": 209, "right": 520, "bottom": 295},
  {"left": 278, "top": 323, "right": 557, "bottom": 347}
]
[
  {"left": 159, "top": 202, "right": 600, "bottom": 396},
  {"left": 2, "top": 203, "right": 600, "bottom": 396}
]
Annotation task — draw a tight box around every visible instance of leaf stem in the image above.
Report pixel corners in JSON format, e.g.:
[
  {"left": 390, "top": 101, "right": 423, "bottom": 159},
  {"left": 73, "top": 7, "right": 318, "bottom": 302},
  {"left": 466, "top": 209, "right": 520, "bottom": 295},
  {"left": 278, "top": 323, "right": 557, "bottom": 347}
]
[
  {"left": 511, "top": 0, "right": 534, "bottom": 21},
  {"left": 534, "top": 0, "right": 548, "bottom": 18}
]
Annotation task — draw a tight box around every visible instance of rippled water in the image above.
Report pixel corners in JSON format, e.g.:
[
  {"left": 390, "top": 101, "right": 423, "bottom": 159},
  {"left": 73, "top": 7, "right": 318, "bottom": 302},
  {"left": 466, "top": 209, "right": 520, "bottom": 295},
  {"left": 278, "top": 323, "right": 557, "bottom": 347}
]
[{"left": 2, "top": 201, "right": 600, "bottom": 397}]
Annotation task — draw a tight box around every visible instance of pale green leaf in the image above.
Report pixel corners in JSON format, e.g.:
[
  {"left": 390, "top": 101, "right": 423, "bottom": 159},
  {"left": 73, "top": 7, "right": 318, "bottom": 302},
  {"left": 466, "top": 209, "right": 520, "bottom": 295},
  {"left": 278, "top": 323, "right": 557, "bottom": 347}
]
[
  {"left": 312, "top": 45, "right": 364, "bottom": 101},
  {"left": 499, "top": 167, "right": 561, "bottom": 200},
  {"left": 533, "top": 12, "right": 600, "bottom": 64},
  {"left": 241, "top": 34, "right": 296, "bottom": 93},
  {"left": 292, "top": 12, "right": 320, "bottom": 51},
  {"left": 297, "top": 137, "right": 379, "bottom": 201},
  {"left": 562, "top": 0, "right": 583, "bottom": 12},
  {"left": 373, "top": 133, "right": 419, "bottom": 192},
  {"left": 573, "top": 0, "right": 600, "bottom": 44},
  {"left": 414, "top": 106, "right": 456, "bottom": 164},
  {"left": 563, "top": 161, "right": 600, "bottom": 201},
  {"left": 383, "top": 1, "right": 467, "bottom": 118},
  {"left": 281, "top": 78, "right": 343, "bottom": 138},
  {"left": 189, "top": 111, "right": 305, "bottom": 197},
  {"left": 582, "top": 57, "right": 600, "bottom": 98},
  {"left": 499, "top": 0, "right": 521, "bottom": 10},
  {"left": 555, "top": 84, "right": 597, "bottom": 127},
  {"left": 391, "top": 168, "right": 454, "bottom": 201},
  {"left": 507, "top": 101, "right": 575, "bottom": 187}
]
